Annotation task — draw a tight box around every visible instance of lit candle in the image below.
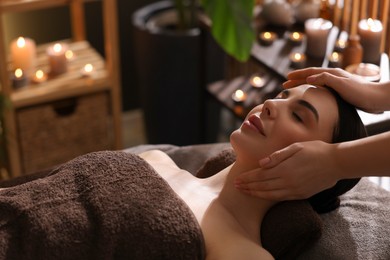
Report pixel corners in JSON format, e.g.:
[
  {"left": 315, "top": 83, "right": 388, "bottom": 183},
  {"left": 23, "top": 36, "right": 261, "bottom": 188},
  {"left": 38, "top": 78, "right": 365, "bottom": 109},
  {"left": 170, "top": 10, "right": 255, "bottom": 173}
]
[
  {"left": 232, "top": 89, "right": 247, "bottom": 104},
  {"left": 328, "top": 52, "right": 342, "bottom": 67},
  {"left": 334, "top": 39, "right": 346, "bottom": 52},
  {"left": 259, "top": 31, "right": 277, "bottom": 46},
  {"left": 81, "top": 63, "right": 94, "bottom": 77},
  {"left": 32, "top": 69, "right": 48, "bottom": 84},
  {"left": 304, "top": 18, "right": 333, "bottom": 58},
  {"left": 65, "top": 50, "right": 75, "bottom": 61},
  {"left": 358, "top": 18, "right": 383, "bottom": 64},
  {"left": 12, "top": 68, "right": 28, "bottom": 89},
  {"left": 288, "top": 31, "right": 304, "bottom": 46},
  {"left": 250, "top": 74, "right": 265, "bottom": 88},
  {"left": 289, "top": 52, "right": 306, "bottom": 68},
  {"left": 10, "top": 37, "right": 37, "bottom": 76},
  {"left": 47, "top": 43, "right": 68, "bottom": 76}
]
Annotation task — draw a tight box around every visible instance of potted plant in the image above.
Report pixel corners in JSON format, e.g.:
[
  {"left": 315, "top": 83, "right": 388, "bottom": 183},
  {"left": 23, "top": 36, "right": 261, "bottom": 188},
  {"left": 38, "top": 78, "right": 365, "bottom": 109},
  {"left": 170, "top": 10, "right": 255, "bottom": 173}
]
[
  {"left": 173, "top": 0, "right": 255, "bottom": 61},
  {"left": 132, "top": 0, "right": 255, "bottom": 145}
]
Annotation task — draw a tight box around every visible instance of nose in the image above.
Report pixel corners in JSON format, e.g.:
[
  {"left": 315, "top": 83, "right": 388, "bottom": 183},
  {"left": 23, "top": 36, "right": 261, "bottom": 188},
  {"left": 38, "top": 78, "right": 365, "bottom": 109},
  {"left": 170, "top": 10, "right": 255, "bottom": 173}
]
[{"left": 262, "top": 99, "right": 277, "bottom": 119}]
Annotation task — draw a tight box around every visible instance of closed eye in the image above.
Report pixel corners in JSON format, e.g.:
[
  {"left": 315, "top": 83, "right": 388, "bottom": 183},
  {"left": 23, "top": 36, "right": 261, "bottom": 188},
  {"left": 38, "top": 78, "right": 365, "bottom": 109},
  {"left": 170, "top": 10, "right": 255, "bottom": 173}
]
[{"left": 292, "top": 112, "right": 303, "bottom": 123}]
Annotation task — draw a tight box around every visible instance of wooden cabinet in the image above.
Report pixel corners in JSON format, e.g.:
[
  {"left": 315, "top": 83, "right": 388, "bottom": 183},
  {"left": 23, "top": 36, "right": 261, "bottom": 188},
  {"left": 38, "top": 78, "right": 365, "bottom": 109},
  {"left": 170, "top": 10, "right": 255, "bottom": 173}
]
[{"left": 0, "top": 0, "right": 122, "bottom": 177}]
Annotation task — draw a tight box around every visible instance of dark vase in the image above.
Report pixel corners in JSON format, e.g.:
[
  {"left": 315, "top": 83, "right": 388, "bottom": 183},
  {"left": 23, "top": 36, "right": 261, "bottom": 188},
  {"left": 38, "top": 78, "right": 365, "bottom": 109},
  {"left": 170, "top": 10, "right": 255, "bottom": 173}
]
[{"left": 132, "top": 0, "right": 222, "bottom": 145}]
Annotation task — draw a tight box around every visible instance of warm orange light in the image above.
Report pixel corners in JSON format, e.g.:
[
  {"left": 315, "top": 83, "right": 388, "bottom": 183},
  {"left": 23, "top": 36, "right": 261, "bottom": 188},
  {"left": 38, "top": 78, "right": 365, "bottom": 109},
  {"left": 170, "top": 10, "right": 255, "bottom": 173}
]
[
  {"left": 35, "top": 70, "right": 44, "bottom": 79},
  {"left": 16, "top": 37, "right": 26, "bottom": 48},
  {"left": 84, "top": 63, "right": 93, "bottom": 73},
  {"left": 263, "top": 32, "right": 272, "bottom": 39},
  {"left": 53, "top": 43, "right": 63, "bottom": 53},
  {"left": 250, "top": 75, "right": 265, "bottom": 88},
  {"left": 336, "top": 39, "right": 346, "bottom": 49},
  {"left": 330, "top": 52, "right": 339, "bottom": 61},
  {"left": 292, "top": 32, "right": 300, "bottom": 40},
  {"left": 232, "top": 89, "right": 247, "bottom": 103},
  {"left": 14, "top": 68, "right": 23, "bottom": 78},
  {"left": 294, "top": 53, "right": 302, "bottom": 61},
  {"left": 65, "top": 50, "right": 74, "bottom": 60}
]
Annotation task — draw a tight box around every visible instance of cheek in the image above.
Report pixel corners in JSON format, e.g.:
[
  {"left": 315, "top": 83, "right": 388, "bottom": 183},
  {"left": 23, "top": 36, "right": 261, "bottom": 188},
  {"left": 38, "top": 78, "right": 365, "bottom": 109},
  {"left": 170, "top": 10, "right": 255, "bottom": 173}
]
[{"left": 269, "top": 125, "right": 313, "bottom": 151}]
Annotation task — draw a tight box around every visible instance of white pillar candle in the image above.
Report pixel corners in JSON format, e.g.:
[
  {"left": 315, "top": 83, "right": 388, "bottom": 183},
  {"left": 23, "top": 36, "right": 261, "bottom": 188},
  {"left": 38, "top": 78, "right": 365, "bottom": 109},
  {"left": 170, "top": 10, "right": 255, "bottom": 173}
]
[
  {"left": 304, "top": 18, "right": 333, "bottom": 58},
  {"left": 10, "top": 37, "right": 37, "bottom": 76},
  {"left": 358, "top": 19, "right": 383, "bottom": 64},
  {"left": 47, "top": 43, "right": 68, "bottom": 76}
]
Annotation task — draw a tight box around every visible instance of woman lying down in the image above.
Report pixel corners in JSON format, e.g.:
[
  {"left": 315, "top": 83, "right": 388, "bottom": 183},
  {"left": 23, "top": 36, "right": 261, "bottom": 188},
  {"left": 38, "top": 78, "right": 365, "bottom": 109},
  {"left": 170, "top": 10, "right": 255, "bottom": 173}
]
[
  {"left": 139, "top": 84, "right": 367, "bottom": 259},
  {"left": 0, "top": 84, "right": 366, "bottom": 259}
]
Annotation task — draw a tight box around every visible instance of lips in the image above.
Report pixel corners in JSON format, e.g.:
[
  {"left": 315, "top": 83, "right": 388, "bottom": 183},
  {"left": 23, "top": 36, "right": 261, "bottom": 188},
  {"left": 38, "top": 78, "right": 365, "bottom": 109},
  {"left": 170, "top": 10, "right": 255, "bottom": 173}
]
[{"left": 247, "top": 114, "right": 266, "bottom": 136}]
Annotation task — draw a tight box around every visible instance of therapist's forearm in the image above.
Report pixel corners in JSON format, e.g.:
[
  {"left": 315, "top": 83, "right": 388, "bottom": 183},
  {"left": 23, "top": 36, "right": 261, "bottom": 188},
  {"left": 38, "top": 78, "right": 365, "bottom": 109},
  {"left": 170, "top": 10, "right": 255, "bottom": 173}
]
[
  {"left": 335, "top": 131, "right": 390, "bottom": 179},
  {"left": 376, "top": 82, "right": 390, "bottom": 111}
]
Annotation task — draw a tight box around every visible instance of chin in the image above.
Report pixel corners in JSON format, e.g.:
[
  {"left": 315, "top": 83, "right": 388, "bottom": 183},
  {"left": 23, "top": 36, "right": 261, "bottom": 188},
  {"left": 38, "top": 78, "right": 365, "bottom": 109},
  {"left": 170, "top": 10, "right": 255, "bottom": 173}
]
[{"left": 230, "top": 129, "right": 266, "bottom": 164}]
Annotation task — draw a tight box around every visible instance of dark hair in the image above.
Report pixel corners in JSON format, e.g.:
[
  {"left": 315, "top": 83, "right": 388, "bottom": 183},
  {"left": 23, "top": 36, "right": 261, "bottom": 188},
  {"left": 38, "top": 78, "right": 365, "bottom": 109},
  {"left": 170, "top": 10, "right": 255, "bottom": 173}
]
[{"left": 308, "top": 87, "right": 368, "bottom": 213}]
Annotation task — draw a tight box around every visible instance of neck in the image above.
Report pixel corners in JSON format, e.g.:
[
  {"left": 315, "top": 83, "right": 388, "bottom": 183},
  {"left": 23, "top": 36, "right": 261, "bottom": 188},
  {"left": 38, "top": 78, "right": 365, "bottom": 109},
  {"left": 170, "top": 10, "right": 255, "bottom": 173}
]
[{"left": 216, "top": 159, "right": 276, "bottom": 244}]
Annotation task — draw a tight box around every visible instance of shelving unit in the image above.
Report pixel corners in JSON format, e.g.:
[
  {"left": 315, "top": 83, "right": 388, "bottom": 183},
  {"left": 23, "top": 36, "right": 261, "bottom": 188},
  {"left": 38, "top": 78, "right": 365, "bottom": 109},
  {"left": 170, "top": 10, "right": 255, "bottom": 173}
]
[{"left": 0, "top": 0, "right": 122, "bottom": 177}]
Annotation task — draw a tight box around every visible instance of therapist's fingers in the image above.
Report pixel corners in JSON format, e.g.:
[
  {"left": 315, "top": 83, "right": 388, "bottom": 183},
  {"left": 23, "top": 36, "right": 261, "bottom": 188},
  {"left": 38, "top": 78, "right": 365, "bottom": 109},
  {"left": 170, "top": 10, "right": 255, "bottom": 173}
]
[
  {"left": 306, "top": 72, "right": 348, "bottom": 90},
  {"left": 259, "top": 143, "right": 304, "bottom": 169},
  {"left": 239, "top": 187, "right": 300, "bottom": 201},
  {"left": 287, "top": 67, "right": 346, "bottom": 80},
  {"left": 282, "top": 79, "right": 307, "bottom": 89}
]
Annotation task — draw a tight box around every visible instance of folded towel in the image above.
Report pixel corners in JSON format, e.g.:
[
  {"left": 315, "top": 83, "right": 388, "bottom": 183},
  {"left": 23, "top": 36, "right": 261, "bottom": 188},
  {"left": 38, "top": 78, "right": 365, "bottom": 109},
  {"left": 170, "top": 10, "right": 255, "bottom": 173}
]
[{"left": 0, "top": 151, "right": 204, "bottom": 260}]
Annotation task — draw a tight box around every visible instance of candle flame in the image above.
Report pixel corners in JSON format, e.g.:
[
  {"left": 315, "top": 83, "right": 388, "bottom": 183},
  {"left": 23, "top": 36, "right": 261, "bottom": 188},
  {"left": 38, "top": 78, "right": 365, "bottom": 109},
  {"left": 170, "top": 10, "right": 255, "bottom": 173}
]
[
  {"left": 53, "top": 43, "right": 63, "bottom": 53},
  {"left": 252, "top": 76, "right": 264, "bottom": 87},
  {"left": 331, "top": 52, "right": 339, "bottom": 61},
  {"left": 235, "top": 89, "right": 245, "bottom": 99},
  {"left": 84, "top": 63, "right": 94, "bottom": 73},
  {"left": 292, "top": 32, "right": 300, "bottom": 40},
  {"left": 294, "top": 53, "right": 302, "bottom": 60},
  {"left": 336, "top": 39, "right": 346, "bottom": 48},
  {"left": 35, "top": 70, "right": 44, "bottom": 79},
  {"left": 367, "top": 18, "right": 375, "bottom": 28},
  {"left": 360, "top": 18, "right": 383, "bottom": 32},
  {"left": 65, "top": 50, "right": 74, "bottom": 60},
  {"left": 263, "top": 32, "right": 271, "bottom": 39},
  {"left": 15, "top": 68, "right": 23, "bottom": 78},
  {"left": 16, "top": 37, "right": 26, "bottom": 48}
]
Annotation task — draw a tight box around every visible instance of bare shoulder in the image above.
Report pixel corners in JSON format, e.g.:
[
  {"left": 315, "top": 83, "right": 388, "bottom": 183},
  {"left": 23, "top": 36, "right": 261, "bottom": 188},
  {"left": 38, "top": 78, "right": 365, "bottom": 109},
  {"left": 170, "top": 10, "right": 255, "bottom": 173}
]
[{"left": 138, "top": 149, "right": 179, "bottom": 169}]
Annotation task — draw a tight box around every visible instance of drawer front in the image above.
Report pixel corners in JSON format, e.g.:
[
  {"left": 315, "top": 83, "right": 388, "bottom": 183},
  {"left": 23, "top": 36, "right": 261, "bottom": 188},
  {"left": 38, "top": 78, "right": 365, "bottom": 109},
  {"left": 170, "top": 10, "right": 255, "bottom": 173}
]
[{"left": 16, "top": 92, "right": 113, "bottom": 174}]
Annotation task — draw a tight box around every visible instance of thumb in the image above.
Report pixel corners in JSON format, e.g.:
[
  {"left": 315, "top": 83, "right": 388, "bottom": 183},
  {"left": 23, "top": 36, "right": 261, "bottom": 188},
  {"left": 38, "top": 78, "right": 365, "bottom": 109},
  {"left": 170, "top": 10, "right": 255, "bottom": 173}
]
[{"left": 259, "top": 143, "right": 304, "bottom": 168}]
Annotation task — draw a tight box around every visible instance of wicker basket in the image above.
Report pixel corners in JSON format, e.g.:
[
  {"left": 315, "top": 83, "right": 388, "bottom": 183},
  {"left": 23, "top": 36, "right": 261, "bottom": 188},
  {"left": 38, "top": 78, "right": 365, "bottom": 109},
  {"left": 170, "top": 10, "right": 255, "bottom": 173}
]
[{"left": 16, "top": 91, "right": 113, "bottom": 174}]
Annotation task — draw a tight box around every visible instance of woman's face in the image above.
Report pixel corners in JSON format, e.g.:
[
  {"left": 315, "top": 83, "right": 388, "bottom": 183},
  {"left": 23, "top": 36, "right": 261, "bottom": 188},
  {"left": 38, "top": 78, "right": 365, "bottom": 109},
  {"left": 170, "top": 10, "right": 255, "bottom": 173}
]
[{"left": 230, "top": 85, "right": 338, "bottom": 164}]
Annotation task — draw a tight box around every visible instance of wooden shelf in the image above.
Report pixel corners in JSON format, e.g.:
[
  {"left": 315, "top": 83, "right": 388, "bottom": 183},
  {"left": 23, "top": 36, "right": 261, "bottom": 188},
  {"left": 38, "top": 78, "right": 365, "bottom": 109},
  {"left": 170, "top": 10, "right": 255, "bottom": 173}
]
[
  {"left": 9, "top": 41, "right": 110, "bottom": 108},
  {"left": 0, "top": 0, "right": 98, "bottom": 13},
  {"left": 0, "top": 0, "right": 122, "bottom": 177}
]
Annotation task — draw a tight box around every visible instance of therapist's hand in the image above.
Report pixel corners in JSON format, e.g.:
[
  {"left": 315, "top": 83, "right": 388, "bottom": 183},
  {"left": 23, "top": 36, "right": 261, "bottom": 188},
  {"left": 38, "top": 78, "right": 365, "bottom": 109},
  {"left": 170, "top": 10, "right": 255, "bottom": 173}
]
[
  {"left": 283, "top": 67, "right": 383, "bottom": 113},
  {"left": 234, "top": 141, "right": 341, "bottom": 201}
]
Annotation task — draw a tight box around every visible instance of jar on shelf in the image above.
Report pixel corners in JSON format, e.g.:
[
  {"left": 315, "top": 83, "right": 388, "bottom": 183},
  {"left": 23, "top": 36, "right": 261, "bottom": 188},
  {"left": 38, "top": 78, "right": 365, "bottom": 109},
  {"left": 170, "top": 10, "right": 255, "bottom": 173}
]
[{"left": 342, "top": 34, "right": 363, "bottom": 69}]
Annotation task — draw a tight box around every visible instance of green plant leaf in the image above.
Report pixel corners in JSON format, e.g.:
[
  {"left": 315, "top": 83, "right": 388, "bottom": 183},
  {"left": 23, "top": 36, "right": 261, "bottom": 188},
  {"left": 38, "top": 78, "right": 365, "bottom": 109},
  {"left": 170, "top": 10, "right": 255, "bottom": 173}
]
[{"left": 201, "top": 0, "right": 255, "bottom": 62}]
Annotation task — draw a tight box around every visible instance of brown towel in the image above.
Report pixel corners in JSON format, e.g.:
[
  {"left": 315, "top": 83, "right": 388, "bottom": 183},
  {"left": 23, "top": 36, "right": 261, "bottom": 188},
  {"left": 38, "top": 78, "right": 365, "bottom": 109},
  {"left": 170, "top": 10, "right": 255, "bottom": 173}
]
[
  {"left": 0, "top": 151, "right": 204, "bottom": 260},
  {"left": 196, "top": 148, "right": 323, "bottom": 260}
]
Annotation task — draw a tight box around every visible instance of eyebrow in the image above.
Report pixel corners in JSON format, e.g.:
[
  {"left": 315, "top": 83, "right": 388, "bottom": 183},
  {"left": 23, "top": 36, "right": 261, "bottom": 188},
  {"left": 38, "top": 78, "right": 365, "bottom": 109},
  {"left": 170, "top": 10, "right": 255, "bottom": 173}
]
[{"left": 282, "top": 90, "right": 319, "bottom": 122}]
